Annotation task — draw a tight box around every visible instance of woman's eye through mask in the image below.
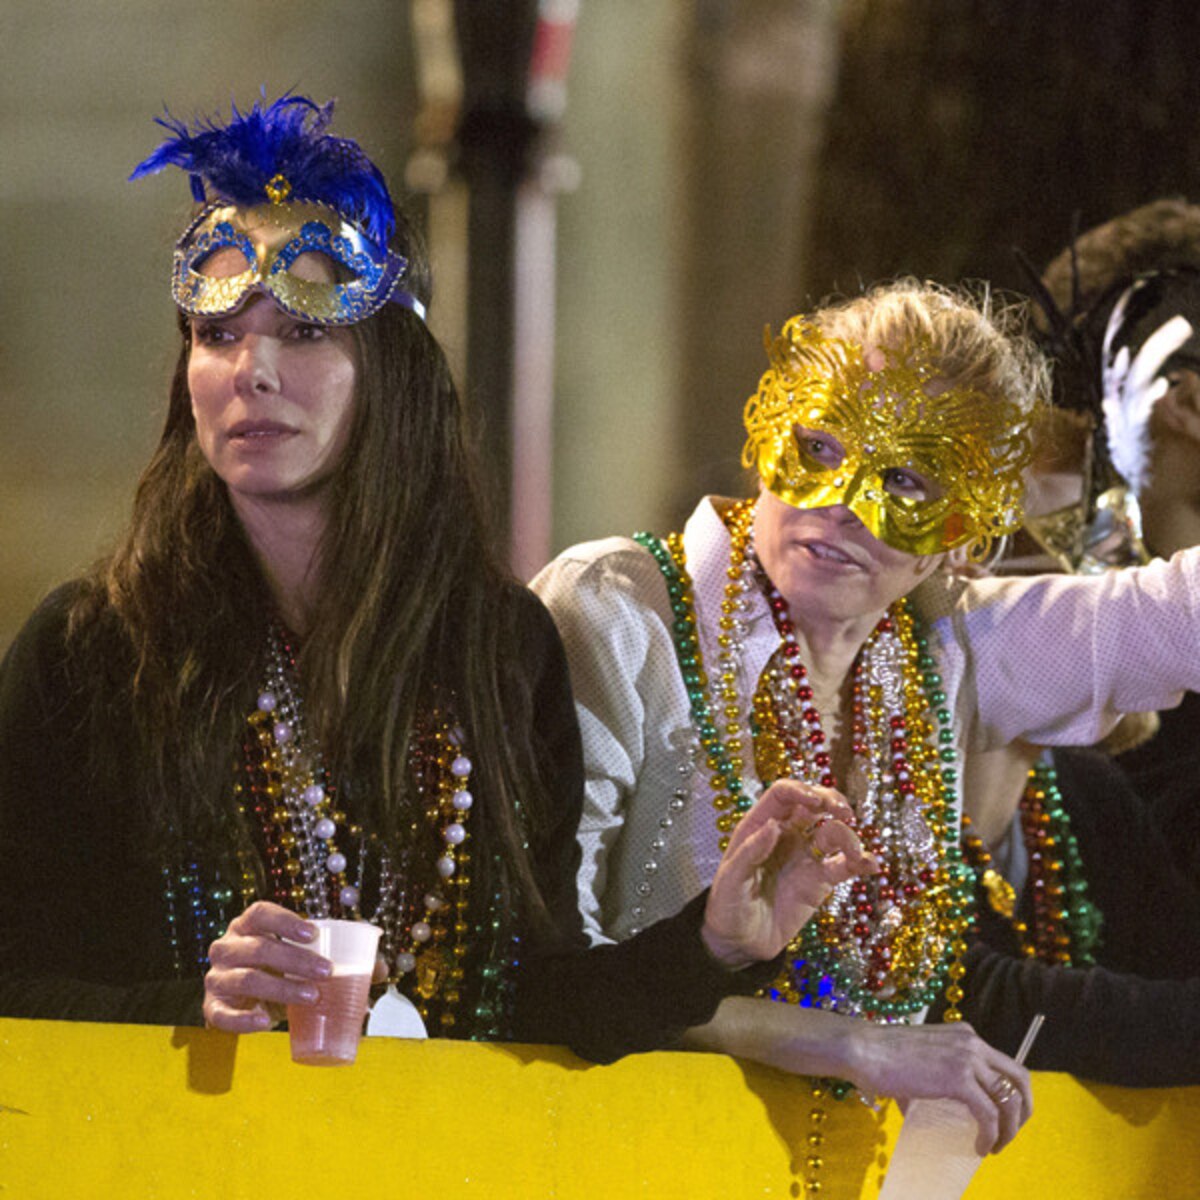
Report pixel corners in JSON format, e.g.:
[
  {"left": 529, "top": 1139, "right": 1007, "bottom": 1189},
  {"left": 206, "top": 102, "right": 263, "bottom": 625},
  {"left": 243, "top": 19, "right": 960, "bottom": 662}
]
[{"left": 793, "top": 429, "right": 945, "bottom": 504}]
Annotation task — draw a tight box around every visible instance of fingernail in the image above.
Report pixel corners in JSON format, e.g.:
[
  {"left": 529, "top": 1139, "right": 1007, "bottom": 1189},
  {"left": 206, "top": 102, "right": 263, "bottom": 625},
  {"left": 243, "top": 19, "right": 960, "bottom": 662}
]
[
  {"left": 294, "top": 924, "right": 316, "bottom": 942},
  {"left": 314, "top": 959, "right": 332, "bottom": 979},
  {"left": 297, "top": 986, "right": 319, "bottom": 1003}
]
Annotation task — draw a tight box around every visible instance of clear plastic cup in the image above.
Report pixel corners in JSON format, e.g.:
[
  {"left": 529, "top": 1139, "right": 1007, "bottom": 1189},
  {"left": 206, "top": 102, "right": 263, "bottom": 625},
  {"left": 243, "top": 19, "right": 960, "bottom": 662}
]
[
  {"left": 879, "top": 1013, "right": 1044, "bottom": 1197},
  {"left": 285, "top": 919, "right": 381, "bottom": 1066},
  {"left": 878, "top": 1096, "right": 983, "bottom": 1199}
]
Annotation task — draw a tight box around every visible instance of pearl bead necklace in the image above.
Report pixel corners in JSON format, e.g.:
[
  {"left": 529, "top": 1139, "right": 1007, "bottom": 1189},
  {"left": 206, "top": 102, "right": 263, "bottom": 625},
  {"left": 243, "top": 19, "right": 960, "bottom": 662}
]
[{"left": 240, "top": 625, "right": 476, "bottom": 1021}]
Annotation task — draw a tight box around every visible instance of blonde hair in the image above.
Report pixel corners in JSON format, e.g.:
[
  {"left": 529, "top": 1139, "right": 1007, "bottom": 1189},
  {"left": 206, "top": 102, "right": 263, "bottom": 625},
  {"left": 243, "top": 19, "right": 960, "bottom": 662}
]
[{"left": 812, "top": 277, "right": 1051, "bottom": 420}]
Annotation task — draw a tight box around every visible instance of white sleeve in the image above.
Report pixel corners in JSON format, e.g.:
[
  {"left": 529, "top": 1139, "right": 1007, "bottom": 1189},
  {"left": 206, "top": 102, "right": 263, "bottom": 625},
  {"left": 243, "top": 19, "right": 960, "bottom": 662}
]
[
  {"left": 957, "top": 547, "right": 1200, "bottom": 748},
  {"left": 531, "top": 542, "right": 674, "bottom": 946}
]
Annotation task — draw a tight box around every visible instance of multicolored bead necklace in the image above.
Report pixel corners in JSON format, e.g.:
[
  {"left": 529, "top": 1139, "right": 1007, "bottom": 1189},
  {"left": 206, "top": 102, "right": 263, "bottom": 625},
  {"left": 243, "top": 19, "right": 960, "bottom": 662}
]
[
  {"left": 637, "top": 500, "right": 973, "bottom": 1022},
  {"left": 236, "top": 624, "right": 476, "bottom": 1027},
  {"left": 162, "top": 856, "right": 257, "bottom": 977},
  {"left": 160, "top": 626, "right": 520, "bottom": 1035},
  {"left": 638, "top": 499, "right": 973, "bottom": 1196},
  {"left": 962, "top": 759, "right": 1101, "bottom": 968}
]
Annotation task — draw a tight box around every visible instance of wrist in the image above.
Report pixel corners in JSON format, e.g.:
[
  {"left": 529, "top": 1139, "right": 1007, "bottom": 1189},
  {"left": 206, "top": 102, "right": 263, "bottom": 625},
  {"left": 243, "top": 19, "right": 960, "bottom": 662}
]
[
  {"left": 699, "top": 921, "right": 757, "bottom": 971},
  {"left": 832, "top": 1020, "right": 884, "bottom": 1095}
]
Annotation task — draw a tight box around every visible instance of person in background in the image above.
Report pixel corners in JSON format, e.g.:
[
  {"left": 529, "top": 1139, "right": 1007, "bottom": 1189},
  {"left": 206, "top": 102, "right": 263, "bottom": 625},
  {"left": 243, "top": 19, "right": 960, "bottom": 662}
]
[
  {"left": 932, "top": 202, "right": 1200, "bottom": 1084},
  {"left": 1040, "top": 199, "right": 1200, "bottom": 884}
]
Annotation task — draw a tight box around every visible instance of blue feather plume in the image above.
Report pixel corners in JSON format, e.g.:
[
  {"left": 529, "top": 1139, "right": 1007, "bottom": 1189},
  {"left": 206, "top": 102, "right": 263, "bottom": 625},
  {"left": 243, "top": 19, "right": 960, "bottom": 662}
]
[{"left": 130, "top": 93, "right": 397, "bottom": 246}]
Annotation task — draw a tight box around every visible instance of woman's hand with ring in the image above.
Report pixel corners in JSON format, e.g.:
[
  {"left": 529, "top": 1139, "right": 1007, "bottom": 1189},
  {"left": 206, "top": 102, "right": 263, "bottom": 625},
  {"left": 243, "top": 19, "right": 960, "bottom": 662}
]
[{"left": 844, "top": 1021, "right": 1034, "bottom": 1154}]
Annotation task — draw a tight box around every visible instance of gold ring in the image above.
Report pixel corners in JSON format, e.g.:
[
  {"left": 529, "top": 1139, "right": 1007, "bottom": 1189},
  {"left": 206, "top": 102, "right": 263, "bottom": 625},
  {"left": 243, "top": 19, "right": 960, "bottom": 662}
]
[
  {"left": 989, "top": 1077, "right": 1017, "bottom": 1104},
  {"left": 804, "top": 814, "right": 834, "bottom": 862}
]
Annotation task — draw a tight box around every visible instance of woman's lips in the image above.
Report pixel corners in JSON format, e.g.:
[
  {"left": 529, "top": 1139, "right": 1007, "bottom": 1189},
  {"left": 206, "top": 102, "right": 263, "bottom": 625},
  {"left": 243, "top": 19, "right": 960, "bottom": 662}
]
[
  {"left": 227, "top": 419, "right": 297, "bottom": 441},
  {"left": 799, "top": 538, "right": 863, "bottom": 568}
]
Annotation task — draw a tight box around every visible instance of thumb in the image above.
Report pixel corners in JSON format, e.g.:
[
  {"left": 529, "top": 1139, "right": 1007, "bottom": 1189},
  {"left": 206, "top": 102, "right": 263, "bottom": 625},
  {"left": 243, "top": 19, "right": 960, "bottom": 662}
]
[{"left": 717, "top": 817, "right": 783, "bottom": 886}]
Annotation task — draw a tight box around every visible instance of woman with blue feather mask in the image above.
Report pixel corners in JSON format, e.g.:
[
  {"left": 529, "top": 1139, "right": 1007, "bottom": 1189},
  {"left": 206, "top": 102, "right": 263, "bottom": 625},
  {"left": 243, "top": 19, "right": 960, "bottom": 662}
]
[{"left": 0, "top": 94, "right": 873, "bottom": 1054}]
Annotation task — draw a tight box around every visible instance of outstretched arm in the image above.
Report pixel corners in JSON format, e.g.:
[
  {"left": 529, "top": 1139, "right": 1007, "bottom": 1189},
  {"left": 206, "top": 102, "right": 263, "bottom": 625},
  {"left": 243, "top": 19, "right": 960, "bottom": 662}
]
[
  {"left": 958, "top": 551, "right": 1200, "bottom": 749},
  {"left": 681, "top": 996, "right": 1032, "bottom": 1156},
  {"left": 940, "top": 938, "right": 1200, "bottom": 1089}
]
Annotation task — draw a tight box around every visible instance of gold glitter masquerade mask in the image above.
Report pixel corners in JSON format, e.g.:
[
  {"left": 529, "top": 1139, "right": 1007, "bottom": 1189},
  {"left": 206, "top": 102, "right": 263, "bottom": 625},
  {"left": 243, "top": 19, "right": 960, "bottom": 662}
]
[
  {"left": 174, "top": 200, "right": 416, "bottom": 326},
  {"left": 742, "top": 318, "right": 1034, "bottom": 557}
]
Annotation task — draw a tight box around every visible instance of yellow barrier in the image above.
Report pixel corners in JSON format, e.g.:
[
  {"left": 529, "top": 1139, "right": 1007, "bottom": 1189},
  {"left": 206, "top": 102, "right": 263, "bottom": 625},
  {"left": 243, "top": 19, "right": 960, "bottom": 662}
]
[{"left": 1, "top": 1017, "right": 1196, "bottom": 1198}]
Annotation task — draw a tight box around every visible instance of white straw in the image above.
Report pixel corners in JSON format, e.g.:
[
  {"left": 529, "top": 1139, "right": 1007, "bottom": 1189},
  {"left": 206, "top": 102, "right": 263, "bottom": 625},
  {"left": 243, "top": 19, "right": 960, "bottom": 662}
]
[{"left": 1014, "top": 1013, "right": 1045, "bottom": 1065}]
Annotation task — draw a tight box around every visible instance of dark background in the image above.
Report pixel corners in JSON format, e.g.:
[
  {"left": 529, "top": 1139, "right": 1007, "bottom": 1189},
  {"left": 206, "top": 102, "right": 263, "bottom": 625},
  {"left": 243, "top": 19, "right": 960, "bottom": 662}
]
[{"left": 3, "top": 0, "right": 1199, "bottom": 646}]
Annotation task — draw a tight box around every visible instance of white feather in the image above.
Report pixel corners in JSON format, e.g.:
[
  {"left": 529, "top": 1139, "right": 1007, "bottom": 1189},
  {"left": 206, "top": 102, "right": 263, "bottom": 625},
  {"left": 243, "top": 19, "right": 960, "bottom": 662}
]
[{"left": 1100, "top": 280, "right": 1193, "bottom": 494}]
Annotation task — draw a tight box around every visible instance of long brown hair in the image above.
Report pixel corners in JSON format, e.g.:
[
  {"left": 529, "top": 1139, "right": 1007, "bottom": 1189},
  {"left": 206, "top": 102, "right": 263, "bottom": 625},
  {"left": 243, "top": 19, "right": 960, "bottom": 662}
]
[{"left": 68, "top": 212, "right": 553, "bottom": 926}]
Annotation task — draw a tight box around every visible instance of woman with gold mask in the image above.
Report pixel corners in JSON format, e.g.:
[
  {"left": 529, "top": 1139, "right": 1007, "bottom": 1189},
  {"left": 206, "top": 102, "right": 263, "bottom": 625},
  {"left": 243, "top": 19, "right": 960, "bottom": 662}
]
[{"left": 534, "top": 278, "right": 1200, "bottom": 1180}]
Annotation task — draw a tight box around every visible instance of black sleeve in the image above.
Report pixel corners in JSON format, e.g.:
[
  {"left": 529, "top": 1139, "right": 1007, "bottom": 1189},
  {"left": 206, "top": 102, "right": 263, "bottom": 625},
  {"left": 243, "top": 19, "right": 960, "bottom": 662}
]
[
  {"left": 0, "top": 586, "right": 204, "bottom": 1026},
  {"left": 504, "top": 590, "right": 780, "bottom": 1062},
  {"left": 934, "top": 940, "right": 1200, "bottom": 1087},
  {"left": 1114, "top": 693, "right": 1200, "bottom": 887},
  {"left": 0, "top": 973, "right": 204, "bottom": 1027},
  {"left": 1052, "top": 747, "right": 1200, "bottom": 980}
]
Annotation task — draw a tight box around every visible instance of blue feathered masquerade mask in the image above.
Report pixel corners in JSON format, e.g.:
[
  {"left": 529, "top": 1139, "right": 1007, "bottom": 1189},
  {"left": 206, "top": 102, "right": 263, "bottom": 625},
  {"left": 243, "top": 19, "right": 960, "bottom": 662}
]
[{"left": 131, "top": 94, "right": 425, "bottom": 324}]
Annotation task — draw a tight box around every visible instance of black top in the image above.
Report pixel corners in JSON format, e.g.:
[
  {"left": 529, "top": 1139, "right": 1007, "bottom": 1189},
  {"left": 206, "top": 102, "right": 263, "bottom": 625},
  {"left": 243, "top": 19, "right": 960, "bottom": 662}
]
[
  {"left": 931, "top": 747, "right": 1200, "bottom": 1086},
  {"left": 1055, "top": 747, "right": 1200, "bottom": 981},
  {"left": 0, "top": 583, "right": 775, "bottom": 1063},
  {"left": 1117, "top": 689, "right": 1200, "bottom": 887}
]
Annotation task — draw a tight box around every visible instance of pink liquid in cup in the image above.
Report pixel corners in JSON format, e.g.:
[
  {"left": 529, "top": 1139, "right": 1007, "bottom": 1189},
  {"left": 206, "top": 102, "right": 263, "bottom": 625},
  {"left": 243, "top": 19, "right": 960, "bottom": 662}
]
[
  {"left": 284, "top": 918, "right": 382, "bottom": 1067},
  {"left": 287, "top": 971, "right": 374, "bottom": 1066}
]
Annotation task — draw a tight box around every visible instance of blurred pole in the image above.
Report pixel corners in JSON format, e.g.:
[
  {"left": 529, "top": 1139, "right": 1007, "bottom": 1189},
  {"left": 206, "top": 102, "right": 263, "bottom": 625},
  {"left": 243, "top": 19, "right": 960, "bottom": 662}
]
[
  {"left": 412, "top": 0, "right": 577, "bottom": 575},
  {"left": 678, "top": 0, "right": 843, "bottom": 509},
  {"left": 407, "top": 0, "right": 469, "bottom": 385},
  {"left": 453, "top": 0, "right": 538, "bottom": 568},
  {"left": 510, "top": 1, "right": 579, "bottom": 581}
]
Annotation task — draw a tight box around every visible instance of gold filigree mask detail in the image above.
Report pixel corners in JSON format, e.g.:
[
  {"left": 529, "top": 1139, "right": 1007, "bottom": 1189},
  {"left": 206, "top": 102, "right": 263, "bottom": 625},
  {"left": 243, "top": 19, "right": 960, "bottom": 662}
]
[{"left": 742, "top": 318, "right": 1034, "bottom": 557}]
